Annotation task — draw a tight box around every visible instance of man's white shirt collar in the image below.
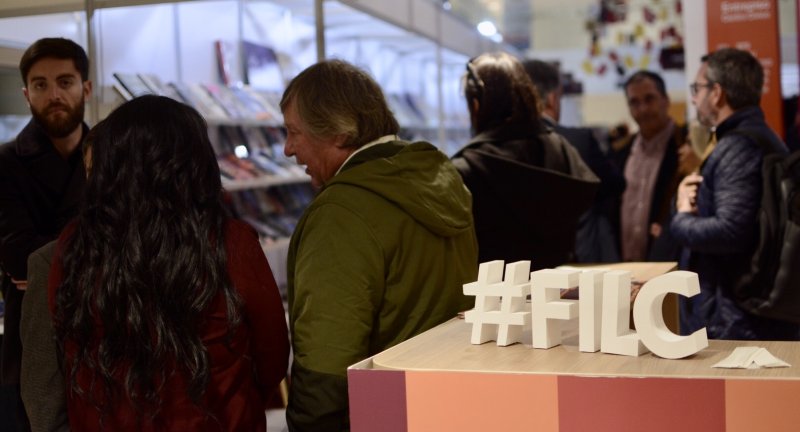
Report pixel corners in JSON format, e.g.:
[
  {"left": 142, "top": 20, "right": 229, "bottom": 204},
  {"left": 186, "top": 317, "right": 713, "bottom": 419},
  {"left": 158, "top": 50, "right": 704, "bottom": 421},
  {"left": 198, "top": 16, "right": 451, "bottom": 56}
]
[{"left": 336, "top": 134, "right": 399, "bottom": 176}]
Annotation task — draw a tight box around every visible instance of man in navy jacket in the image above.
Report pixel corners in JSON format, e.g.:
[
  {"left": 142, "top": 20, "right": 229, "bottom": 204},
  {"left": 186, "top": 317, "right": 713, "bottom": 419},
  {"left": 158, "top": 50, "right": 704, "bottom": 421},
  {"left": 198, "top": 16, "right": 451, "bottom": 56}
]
[{"left": 672, "top": 48, "right": 797, "bottom": 340}]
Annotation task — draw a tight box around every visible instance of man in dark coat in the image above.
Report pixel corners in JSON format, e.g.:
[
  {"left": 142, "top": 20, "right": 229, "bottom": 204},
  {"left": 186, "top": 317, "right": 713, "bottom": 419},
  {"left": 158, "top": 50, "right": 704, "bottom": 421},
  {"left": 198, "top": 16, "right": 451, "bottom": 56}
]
[
  {"left": 453, "top": 53, "right": 598, "bottom": 270},
  {"left": 0, "top": 37, "right": 91, "bottom": 430},
  {"left": 523, "top": 59, "right": 625, "bottom": 263},
  {"left": 672, "top": 48, "right": 797, "bottom": 340}
]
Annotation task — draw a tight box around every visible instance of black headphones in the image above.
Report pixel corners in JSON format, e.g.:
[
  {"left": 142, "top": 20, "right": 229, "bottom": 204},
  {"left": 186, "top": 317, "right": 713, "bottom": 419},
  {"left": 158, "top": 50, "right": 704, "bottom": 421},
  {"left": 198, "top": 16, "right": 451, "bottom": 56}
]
[{"left": 465, "top": 59, "right": 485, "bottom": 104}]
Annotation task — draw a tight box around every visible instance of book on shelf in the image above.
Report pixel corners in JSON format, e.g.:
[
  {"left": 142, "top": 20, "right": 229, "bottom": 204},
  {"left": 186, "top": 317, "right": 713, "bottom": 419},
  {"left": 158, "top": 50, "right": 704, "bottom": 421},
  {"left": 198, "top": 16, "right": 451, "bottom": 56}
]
[
  {"left": 251, "top": 152, "right": 292, "bottom": 178},
  {"left": 240, "top": 87, "right": 283, "bottom": 124},
  {"left": 230, "top": 86, "right": 278, "bottom": 123},
  {"left": 138, "top": 73, "right": 184, "bottom": 101},
  {"left": 203, "top": 83, "right": 250, "bottom": 119},
  {"left": 240, "top": 215, "right": 285, "bottom": 239},
  {"left": 113, "top": 72, "right": 154, "bottom": 99},
  {"left": 262, "top": 126, "right": 287, "bottom": 146},
  {"left": 234, "top": 190, "right": 276, "bottom": 218},
  {"left": 112, "top": 82, "right": 133, "bottom": 101},
  {"left": 167, "top": 82, "right": 198, "bottom": 107},
  {"left": 242, "top": 40, "right": 283, "bottom": 91},
  {"left": 241, "top": 126, "right": 271, "bottom": 150},
  {"left": 214, "top": 40, "right": 235, "bottom": 86},
  {"left": 187, "top": 83, "right": 229, "bottom": 120},
  {"left": 217, "top": 156, "right": 255, "bottom": 181},
  {"left": 218, "top": 125, "right": 249, "bottom": 148}
]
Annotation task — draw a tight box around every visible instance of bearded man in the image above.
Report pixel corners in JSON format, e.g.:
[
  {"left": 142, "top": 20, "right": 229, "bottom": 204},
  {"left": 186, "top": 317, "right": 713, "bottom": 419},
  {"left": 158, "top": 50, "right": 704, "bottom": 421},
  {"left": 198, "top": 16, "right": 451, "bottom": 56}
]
[{"left": 0, "top": 37, "right": 91, "bottom": 431}]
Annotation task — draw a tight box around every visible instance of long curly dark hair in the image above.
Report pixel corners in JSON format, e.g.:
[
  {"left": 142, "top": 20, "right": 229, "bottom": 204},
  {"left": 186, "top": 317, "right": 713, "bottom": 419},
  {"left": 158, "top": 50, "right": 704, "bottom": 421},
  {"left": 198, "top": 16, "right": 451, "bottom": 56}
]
[{"left": 54, "top": 95, "right": 241, "bottom": 420}]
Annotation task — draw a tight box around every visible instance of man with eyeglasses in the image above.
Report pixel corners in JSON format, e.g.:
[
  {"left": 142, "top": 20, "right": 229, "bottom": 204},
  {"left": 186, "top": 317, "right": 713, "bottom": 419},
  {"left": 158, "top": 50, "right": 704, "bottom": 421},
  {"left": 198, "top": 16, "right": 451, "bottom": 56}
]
[
  {"left": 609, "top": 70, "right": 686, "bottom": 264},
  {"left": 0, "top": 37, "right": 91, "bottom": 431},
  {"left": 671, "top": 48, "right": 796, "bottom": 340}
]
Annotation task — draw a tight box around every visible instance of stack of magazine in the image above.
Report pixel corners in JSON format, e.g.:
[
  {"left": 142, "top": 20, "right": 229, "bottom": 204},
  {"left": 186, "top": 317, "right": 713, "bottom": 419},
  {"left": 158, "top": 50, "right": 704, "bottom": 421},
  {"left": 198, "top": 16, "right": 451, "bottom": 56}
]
[
  {"left": 112, "top": 72, "right": 311, "bottom": 246},
  {"left": 231, "top": 183, "right": 314, "bottom": 242},
  {"left": 113, "top": 72, "right": 300, "bottom": 183},
  {"left": 113, "top": 73, "right": 284, "bottom": 124}
]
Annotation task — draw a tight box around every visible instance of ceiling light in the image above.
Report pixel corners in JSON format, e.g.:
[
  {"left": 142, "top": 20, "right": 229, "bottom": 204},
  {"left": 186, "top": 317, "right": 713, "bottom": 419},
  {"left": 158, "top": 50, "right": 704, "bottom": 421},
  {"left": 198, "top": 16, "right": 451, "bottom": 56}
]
[{"left": 477, "top": 20, "right": 497, "bottom": 37}]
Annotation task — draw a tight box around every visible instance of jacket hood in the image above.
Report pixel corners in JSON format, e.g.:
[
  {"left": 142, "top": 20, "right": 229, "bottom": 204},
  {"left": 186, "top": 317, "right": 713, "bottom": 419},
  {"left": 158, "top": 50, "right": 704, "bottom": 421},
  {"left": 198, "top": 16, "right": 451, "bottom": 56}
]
[
  {"left": 460, "top": 148, "right": 598, "bottom": 230},
  {"left": 325, "top": 141, "right": 473, "bottom": 237}
]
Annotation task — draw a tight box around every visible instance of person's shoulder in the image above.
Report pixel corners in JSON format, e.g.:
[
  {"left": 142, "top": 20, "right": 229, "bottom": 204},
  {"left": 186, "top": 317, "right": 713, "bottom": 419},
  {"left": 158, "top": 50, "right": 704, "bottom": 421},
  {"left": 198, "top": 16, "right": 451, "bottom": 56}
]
[
  {"left": 0, "top": 137, "right": 18, "bottom": 162},
  {"left": 226, "top": 218, "right": 259, "bottom": 241},
  {"left": 28, "top": 240, "right": 57, "bottom": 269},
  {"left": 554, "top": 123, "right": 594, "bottom": 138}
]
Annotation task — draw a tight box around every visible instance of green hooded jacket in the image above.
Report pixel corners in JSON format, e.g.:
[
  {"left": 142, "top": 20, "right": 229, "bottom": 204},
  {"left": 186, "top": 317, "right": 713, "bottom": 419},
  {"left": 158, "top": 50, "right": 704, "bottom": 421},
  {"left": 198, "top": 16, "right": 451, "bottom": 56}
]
[{"left": 286, "top": 140, "right": 478, "bottom": 431}]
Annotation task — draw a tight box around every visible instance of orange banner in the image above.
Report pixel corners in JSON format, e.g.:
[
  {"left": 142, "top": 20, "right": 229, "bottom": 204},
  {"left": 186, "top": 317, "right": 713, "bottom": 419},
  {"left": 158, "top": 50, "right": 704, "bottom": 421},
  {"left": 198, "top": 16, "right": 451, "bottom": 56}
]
[{"left": 706, "top": 0, "right": 784, "bottom": 137}]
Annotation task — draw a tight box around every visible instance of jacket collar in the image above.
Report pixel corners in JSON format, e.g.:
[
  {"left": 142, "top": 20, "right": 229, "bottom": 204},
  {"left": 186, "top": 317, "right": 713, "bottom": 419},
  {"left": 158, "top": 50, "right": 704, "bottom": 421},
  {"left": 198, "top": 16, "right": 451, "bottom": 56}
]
[
  {"left": 338, "top": 140, "right": 406, "bottom": 175},
  {"left": 460, "top": 121, "right": 548, "bottom": 154},
  {"left": 14, "top": 118, "right": 89, "bottom": 159},
  {"left": 715, "top": 105, "right": 764, "bottom": 140},
  {"left": 13, "top": 119, "right": 88, "bottom": 196}
]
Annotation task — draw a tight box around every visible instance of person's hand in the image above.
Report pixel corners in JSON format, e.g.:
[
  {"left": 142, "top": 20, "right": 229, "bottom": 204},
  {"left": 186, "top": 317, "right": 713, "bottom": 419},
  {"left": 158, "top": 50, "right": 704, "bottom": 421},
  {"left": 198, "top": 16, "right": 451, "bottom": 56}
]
[
  {"left": 677, "top": 173, "right": 703, "bottom": 214},
  {"left": 11, "top": 278, "right": 27, "bottom": 291},
  {"left": 649, "top": 222, "right": 662, "bottom": 239}
]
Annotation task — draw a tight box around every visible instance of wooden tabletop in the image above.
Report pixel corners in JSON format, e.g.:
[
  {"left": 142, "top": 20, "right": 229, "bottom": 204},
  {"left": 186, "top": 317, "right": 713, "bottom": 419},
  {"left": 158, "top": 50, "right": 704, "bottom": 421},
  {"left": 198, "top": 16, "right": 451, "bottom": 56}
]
[{"left": 371, "top": 318, "right": 800, "bottom": 380}]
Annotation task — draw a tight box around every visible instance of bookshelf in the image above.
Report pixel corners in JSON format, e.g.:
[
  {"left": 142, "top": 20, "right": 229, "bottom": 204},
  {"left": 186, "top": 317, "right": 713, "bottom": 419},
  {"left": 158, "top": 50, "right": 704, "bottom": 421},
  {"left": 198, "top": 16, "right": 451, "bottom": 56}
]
[
  {"left": 109, "top": 70, "right": 315, "bottom": 292},
  {"left": 0, "top": 0, "right": 518, "bottom": 287}
]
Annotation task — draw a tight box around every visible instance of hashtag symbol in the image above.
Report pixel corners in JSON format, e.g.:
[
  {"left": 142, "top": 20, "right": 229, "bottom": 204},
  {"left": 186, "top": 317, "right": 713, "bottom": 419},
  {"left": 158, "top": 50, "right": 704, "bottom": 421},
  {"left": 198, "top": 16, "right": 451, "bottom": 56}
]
[{"left": 464, "top": 260, "right": 532, "bottom": 346}]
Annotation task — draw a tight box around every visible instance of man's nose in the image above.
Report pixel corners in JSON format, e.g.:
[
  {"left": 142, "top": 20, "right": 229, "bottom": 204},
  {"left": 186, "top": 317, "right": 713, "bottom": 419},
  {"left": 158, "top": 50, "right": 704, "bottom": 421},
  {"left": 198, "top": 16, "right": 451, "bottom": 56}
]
[
  {"left": 49, "top": 86, "right": 64, "bottom": 101},
  {"left": 284, "top": 140, "right": 294, "bottom": 157}
]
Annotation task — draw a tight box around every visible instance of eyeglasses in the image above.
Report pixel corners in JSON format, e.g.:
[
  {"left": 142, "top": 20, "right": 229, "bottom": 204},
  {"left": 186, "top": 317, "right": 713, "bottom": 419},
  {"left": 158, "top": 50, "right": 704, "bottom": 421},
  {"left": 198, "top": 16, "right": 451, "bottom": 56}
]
[
  {"left": 465, "top": 59, "right": 485, "bottom": 99},
  {"left": 690, "top": 81, "right": 715, "bottom": 96}
]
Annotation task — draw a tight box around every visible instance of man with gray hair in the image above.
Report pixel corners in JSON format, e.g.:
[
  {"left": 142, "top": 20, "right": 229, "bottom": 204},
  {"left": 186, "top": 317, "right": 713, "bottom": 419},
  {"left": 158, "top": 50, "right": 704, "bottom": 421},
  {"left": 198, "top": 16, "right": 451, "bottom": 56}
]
[
  {"left": 672, "top": 48, "right": 796, "bottom": 340},
  {"left": 280, "top": 59, "right": 477, "bottom": 430}
]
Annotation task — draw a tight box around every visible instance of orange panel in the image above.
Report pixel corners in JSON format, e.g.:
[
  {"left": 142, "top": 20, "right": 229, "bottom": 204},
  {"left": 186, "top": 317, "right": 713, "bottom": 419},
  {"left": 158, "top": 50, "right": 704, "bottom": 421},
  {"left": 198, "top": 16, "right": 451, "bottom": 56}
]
[
  {"left": 726, "top": 380, "right": 800, "bottom": 432},
  {"left": 405, "top": 371, "right": 559, "bottom": 432}
]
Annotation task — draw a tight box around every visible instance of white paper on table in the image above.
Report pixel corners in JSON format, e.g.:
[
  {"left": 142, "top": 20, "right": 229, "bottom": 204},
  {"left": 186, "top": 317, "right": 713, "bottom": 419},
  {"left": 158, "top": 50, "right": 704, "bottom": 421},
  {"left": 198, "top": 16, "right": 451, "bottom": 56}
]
[
  {"left": 712, "top": 347, "right": 791, "bottom": 369},
  {"left": 753, "top": 348, "right": 791, "bottom": 367}
]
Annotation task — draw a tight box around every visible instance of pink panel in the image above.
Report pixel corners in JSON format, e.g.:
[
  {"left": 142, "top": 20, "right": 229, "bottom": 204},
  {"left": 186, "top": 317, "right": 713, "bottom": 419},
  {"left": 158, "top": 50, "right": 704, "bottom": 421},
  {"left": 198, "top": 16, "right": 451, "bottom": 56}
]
[
  {"left": 558, "top": 376, "right": 726, "bottom": 432},
  {"left": 348, "top": 368, "right": 407, "bottom": 432}
]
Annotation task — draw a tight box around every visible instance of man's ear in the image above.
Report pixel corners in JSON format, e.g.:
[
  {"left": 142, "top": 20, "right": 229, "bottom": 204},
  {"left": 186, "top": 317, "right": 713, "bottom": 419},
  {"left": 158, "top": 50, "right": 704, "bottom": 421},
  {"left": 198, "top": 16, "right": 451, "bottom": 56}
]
[
  {"left": 333, "top": 134, "right": 349, "bottom": 148},
  {"left": 83, "top": 80, "right": 93, "bottom": 101},
  {"left": 711, "top": 84, "right": 725, "bottom": 108},
  {"left": 546, "top": 91, "right": 558, "bottom": 110},
  {"left": 22, "top": 87, "right": 30, "bottom": 106},
  {"left": 471, "top": 97, "right": 480, "bottom": 114}
]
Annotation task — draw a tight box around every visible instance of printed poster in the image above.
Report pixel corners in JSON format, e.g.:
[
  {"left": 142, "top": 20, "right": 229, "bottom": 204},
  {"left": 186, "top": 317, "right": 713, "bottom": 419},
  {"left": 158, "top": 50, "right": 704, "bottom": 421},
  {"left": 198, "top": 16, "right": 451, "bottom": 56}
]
[{"left": 706, "top": 0, "right": 784, "bottom": 136}]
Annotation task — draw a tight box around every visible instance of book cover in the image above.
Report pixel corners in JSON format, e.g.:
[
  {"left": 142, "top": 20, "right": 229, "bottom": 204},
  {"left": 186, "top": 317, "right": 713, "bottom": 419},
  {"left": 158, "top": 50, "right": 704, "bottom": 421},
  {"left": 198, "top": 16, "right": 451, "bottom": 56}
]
[
  {"left": 112, "top": 82, "right": 133, "bottom": 101},
  {"left": 187, "top": 83, "right": 229, "bottom": 120},
  {"left": 168, "top": 82, "right": 199, "bottom": 108},
  {"left": 113, "top": 72, "right": 154, "bottom": 98},
  {"left": 214, "top": 40, "right": 235, "bottom": 86},
  {"left": 203, "top": 83, "right": 248, "bottom": 119},
  {"left": 230, "top": 86, "right": 275, "bottom": 122},
  {"left": 138, "top": 73, "right": 184, "bottom": 102},
  {"left": 242, "top": 40, "right": 283, "bottom": 90}
]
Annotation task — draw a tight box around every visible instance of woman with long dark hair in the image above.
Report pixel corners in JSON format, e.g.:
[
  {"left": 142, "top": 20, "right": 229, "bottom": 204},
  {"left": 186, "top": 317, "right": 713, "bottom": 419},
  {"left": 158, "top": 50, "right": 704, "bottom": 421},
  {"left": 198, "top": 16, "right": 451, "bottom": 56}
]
[{"left": 48, "top": 95, "right": 289, "bottom": 431}]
